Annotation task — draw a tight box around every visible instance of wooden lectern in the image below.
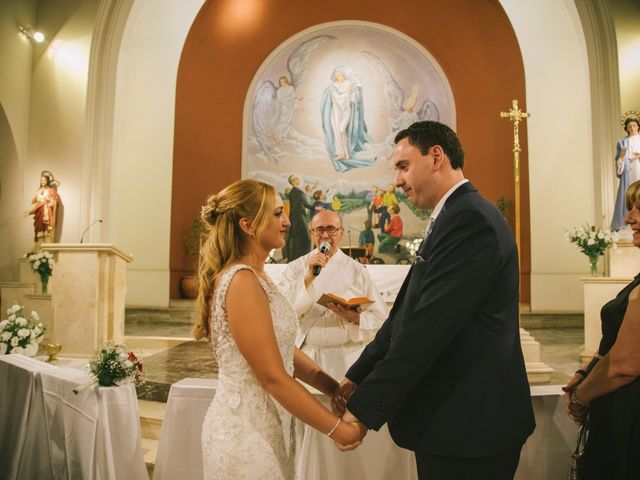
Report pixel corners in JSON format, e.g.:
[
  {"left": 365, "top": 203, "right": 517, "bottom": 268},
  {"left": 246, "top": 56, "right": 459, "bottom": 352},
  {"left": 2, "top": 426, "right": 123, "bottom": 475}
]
[{"left": 42, "top": 243, "right": 133, "bottom": 356}]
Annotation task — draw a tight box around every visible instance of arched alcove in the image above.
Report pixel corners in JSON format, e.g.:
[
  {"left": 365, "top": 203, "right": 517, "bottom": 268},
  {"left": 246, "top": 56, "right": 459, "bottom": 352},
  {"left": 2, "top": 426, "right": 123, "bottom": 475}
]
[
  {"left": 0, "top": 104, "right": 26, "bottom": 279},
  {"left": 173, "top": 0, "right": 530, "bottom": 300}
]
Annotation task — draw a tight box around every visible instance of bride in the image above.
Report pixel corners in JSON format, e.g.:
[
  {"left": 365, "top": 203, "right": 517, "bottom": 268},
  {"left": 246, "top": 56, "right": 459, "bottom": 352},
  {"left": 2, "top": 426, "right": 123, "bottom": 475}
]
[{"left": 193, "top": 179, "right": 366, "bottom": 479}]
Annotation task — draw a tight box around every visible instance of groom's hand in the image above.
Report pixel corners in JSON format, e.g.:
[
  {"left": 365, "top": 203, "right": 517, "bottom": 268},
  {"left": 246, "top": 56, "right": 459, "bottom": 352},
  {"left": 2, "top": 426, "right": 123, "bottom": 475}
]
[{"left": 331, "top": 378, "right": 357, "bottom": 416}]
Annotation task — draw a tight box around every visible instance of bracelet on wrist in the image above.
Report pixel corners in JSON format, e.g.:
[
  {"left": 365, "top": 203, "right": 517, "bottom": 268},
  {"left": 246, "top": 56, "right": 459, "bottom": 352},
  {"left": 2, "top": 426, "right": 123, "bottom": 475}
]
[
  {"left": 327, "top": 417, "right": 341, "bottom": 438},
  {"left": 575, "top": 369, "right": 587, "bottom": 378},
  {"left": 571, "top": 390, "right": 589, "bottom": 409}
]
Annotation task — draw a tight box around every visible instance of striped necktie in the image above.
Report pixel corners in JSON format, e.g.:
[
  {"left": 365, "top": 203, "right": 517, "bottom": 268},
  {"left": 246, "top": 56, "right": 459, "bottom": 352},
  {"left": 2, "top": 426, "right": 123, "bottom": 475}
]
[
  {"left": 424, "top": 215, "right": 436, "bottom": 239},
  {"left": 415, "top": 216, "right": 436, "bottom": 262}
]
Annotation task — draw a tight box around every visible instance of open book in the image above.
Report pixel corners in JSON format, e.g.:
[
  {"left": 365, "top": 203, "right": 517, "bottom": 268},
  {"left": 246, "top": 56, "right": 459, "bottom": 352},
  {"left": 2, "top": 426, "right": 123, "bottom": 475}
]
[{"left": 316, "top": 293, "right": 374, "bottom": 310}]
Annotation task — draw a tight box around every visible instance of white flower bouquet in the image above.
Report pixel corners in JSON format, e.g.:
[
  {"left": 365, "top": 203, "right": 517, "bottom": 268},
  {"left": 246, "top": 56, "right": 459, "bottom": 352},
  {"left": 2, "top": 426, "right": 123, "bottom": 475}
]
[
  {"left": 404, "top": 237, "right": 424, "bottom": 257},
  {"left": 564, "top": 224, "right": 617, "bottom": 257},
  {"left": 25, "top": 250, "right": 55, "bottom": 293},
  {"left": 26, "top": 250, "right": 55, "bottom": 276},
  {"left": 0, "top": 304, "right": 45, "bottom": 356},
  {"left": 565, "top": 224, "right": 617, "bottom": 274},
  {"left": 73, "top": 342, "right": 144, "bottom": 394}
]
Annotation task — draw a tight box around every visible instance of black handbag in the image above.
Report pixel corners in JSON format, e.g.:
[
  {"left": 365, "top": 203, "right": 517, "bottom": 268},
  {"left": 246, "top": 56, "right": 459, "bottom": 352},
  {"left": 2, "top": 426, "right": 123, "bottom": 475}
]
[{"left": 568, "top": 416, "right": 590, "bottom": 480}]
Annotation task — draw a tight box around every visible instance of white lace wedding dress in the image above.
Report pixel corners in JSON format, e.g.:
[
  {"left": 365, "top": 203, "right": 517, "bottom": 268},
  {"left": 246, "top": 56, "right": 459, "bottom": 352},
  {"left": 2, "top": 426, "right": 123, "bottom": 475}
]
[{"left": 202, "top": 264, "right": 298, "bottom": 480}]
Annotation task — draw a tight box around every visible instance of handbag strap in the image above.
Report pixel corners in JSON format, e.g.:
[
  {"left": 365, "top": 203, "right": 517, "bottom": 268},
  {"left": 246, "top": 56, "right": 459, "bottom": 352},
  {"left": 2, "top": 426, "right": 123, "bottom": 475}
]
[{"left": 574, "top": 416, "right": 590, "bottom": 455}]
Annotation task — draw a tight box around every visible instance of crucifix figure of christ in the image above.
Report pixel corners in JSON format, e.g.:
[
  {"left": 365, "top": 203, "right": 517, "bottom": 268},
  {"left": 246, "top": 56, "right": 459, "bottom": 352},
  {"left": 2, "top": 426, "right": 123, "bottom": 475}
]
[{"left": 500, "top": 99, "right": 530, "bottom": 262}]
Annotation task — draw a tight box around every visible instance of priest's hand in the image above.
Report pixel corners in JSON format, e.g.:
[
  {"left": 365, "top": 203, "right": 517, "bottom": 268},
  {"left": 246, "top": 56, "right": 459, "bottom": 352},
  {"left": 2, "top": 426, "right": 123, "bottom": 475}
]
[
  {"left": 326, "top": 302, "right": 361, "bottom": 325},
  {"left": 304, "top": 251, "right": 329, "bottom": 287}
]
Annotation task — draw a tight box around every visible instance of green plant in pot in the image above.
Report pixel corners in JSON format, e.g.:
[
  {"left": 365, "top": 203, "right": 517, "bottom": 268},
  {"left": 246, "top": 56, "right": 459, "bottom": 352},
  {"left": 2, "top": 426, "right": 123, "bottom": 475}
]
[{"left": 180, "top": 218, "right": 206, "bottom": 299}]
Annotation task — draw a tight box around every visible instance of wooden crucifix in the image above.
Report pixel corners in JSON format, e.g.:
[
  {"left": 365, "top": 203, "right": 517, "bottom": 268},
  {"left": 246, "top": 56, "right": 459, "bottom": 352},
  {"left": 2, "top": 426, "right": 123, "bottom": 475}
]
[{"left": 500, "top": 99, "right": 530, "bottom": 263}]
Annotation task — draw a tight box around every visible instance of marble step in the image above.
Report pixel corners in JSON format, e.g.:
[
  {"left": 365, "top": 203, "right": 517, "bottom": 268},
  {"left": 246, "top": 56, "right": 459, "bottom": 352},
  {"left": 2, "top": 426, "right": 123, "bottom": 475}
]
[{"left": 139, "top": 399, "right": 165, "bottom": 477}]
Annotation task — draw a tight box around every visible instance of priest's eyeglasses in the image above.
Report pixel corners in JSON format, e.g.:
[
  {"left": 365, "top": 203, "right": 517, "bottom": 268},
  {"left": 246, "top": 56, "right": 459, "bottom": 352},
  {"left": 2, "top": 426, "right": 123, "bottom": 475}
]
[{"left": 311, "top": 226, "right": 342, "bottom": 237}]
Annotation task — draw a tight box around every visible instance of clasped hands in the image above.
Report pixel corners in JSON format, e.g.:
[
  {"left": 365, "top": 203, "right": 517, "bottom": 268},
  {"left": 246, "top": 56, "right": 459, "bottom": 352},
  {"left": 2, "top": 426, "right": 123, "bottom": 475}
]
[
  {"left": 330, "top": 378, "right": 367, "bottom": 451},
  {"left": 562, "top": 372, "right": 589, "bottom": 424}
]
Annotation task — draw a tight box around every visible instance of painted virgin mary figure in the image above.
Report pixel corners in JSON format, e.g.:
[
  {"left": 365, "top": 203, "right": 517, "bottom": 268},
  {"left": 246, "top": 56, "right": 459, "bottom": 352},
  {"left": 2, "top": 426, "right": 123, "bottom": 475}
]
[
  {"left": 612, "top": 111, "right": 640, "bottom": 230},
  {"left": 321, "top": 66, "right": 375, "bottom": 172}
]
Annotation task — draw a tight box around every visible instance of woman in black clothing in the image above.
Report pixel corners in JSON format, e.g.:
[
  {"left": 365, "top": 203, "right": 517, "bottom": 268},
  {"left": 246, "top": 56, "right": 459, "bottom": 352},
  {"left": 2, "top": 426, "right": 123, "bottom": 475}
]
[{"left": 563, "top": 180, "right": 640, "bottom": 479}]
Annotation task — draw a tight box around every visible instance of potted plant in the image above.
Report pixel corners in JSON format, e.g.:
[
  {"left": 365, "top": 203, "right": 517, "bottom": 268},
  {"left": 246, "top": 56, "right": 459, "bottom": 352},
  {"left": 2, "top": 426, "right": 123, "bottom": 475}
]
[{"left": 180, "top": 218, "right": 206, "bottom": 299}]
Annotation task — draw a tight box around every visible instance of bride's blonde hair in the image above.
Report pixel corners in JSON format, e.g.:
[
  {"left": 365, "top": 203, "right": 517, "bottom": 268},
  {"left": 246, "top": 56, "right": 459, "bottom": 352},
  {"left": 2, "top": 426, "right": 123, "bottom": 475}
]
[{"left": 193, "top": 179, "right": 276, "bottom": 341}]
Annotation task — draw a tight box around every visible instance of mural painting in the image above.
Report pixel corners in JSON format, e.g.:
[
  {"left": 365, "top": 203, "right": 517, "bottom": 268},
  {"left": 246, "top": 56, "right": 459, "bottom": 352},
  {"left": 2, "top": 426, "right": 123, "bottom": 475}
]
[{"left": 243, "top": 23, "right": 455, "bottom": 264}]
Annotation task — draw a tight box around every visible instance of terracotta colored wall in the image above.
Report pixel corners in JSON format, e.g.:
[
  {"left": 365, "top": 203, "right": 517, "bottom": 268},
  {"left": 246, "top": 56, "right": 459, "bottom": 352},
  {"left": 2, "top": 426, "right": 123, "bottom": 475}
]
[{"left": 171, "top": 0, "right": 531, "bottom": 301}]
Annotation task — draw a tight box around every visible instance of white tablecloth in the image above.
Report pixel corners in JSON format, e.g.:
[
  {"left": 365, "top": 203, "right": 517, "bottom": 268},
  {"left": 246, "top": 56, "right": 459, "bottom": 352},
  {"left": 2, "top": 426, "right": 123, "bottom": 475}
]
[
  {"left": 515, "top": 385, "right": 578, "bottom": 480},
  {"left": 0, "top": 354, "right": 56, "bottom": 479},
  {"left": 155, "top": 380, "right": 579, "bottom": 480},
  {"left": 0, "top": 355, "right": 147, "bottom": 480},
  {"left": 154, "top": 378, "right": 218, "bottom": 480}
]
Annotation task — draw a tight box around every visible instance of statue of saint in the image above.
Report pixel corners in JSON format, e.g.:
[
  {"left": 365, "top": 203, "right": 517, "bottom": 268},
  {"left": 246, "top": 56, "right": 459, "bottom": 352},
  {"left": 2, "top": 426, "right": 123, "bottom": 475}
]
[{"left": 25, "top": 170, "right": 61, "bottom": 245}]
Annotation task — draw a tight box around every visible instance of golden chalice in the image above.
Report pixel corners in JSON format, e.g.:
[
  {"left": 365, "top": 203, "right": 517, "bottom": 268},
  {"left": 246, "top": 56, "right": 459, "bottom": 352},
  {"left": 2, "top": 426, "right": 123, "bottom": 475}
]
[{"left": 42, "top": 343, "right": 62, "bottom": 362}]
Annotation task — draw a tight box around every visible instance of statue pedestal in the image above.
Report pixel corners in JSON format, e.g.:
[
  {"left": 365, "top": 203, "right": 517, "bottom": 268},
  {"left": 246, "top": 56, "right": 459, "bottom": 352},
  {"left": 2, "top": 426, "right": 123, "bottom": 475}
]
[
  {"left": 610, "top": 240, "right": 640, "bottom": 277},
  {"left": 42, "top": 243, "right": 133, "bottom": 356}
]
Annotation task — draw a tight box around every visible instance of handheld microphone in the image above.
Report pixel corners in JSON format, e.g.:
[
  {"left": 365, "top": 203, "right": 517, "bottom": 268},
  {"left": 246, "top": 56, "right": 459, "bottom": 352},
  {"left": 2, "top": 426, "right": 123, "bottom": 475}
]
[
  {"left": 80, "top": 219, "right": 103, "bottom": 243},
  {"left": 312, "top": 241, "right": 331, "bottom": 276}
]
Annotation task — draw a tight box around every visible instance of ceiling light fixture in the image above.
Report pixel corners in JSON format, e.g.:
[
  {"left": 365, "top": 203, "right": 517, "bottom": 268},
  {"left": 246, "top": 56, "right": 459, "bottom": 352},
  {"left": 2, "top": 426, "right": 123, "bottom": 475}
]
[{"left": 18, "top": 25, "right": 45, "bottom": 44}]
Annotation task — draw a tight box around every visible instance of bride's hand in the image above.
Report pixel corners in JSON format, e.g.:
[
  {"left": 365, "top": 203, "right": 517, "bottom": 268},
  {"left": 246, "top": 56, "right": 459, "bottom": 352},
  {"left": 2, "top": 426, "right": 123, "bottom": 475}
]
[
  {"left": 332, "top": 410, "right": 367, "bottom": 451},
  {"left": 334, "top": 421, "right": 366, "bottom": 452}
]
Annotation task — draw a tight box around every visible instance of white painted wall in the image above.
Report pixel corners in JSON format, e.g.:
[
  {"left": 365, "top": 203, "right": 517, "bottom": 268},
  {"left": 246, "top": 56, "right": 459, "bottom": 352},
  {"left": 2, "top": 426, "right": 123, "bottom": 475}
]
[
  {"left": 500, "top": 0, "right": 594, "bottom": 311},
  {"left": 612, "top": 0, "right": 640, "bottom": 112},
  {"left": 1, "top": 0, "right": 624, "bottom": 311},
  {"left": 110, "top": 0, "right": 205, "bottom": 307},
  {"left": 0, "top": 0, "right": 37, "bottom": 281},
  {"left": 27, "top": 1, "right": 99, "bottom": 246}
]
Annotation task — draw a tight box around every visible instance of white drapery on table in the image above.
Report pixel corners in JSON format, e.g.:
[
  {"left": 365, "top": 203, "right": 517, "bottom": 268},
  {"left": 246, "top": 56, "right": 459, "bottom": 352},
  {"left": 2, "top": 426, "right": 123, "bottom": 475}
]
[
  {"left": 155, "top": 379, "right": 578, "bottom": 480},
  {"left": 515, "top": 385, "right": 578, "bottom": 479},
  {"left": 0, "top": 354, "right": 56, "bottom": 479},
  {"left": 0, "top": 355, "right": 147, "bottom": 480},
  {"left": 154, "top": 378, "right": 218, "bottom": 480}
]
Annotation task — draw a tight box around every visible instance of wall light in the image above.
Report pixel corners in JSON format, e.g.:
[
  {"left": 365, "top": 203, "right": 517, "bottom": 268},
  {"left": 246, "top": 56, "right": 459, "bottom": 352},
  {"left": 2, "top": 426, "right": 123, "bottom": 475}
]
[{"left": 18, "top": 25, "right": 45, "bottom": 44}]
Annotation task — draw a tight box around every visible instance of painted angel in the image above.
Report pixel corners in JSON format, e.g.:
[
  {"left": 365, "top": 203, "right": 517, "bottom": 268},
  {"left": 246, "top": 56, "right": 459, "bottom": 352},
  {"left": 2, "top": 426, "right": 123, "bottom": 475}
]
[
  {"left": 252, "top": 35, "right": 335, "bottom": 162},
  {"left": 362, "top": 51, "right": 439, "bottom": 133}
]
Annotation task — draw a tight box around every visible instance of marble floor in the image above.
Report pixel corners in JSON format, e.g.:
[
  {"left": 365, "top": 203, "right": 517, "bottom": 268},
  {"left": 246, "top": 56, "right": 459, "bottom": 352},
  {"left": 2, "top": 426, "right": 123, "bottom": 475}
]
[{"left": 127, "top": 307, "right": 585, "bottom": 402}]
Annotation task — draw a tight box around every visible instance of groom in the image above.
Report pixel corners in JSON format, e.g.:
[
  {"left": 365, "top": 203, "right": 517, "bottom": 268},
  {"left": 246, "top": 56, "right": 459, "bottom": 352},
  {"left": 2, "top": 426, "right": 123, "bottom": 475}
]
[{"left": 337, "top": 121, "right": 535, "bottom": 479}]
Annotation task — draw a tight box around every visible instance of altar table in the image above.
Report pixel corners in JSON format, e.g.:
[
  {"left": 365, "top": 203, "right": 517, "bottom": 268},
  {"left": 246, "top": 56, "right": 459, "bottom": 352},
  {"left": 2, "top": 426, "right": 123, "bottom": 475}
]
[{"left": 0, "top": 355, "right": 147, "bottom": 480}]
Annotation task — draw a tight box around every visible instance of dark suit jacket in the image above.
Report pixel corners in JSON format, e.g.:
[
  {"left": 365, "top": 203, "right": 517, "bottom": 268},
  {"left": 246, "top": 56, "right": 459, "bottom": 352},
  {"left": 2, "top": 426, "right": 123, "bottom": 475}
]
[{"left": 346, "top": 181, "right": 535, "bottom": 458}]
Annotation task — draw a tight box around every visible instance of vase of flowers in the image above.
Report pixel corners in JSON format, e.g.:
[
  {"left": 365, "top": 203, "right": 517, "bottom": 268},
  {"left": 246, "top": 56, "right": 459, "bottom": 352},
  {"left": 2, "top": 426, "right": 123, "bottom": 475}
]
[
  {"left": 26, "top": 250, "right": 54, "bottom": 293},
  {"left": 0, "top": 304, "right": 46, "bottom": 356},
  {"left": 565, "top": 224, "right": 617, "bottom": 276},
  {"left": 73, "top": 341, "right": 145, "bottom": 394}
]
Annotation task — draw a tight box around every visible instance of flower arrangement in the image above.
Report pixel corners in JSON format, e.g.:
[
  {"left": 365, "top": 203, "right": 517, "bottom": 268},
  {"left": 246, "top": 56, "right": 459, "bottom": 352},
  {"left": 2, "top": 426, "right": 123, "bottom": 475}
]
[
  {"left": 73, "top": 342, "right": 144, "bottom": 394},
  {"left": 565, "top": 224, "right": 617, "bottom": 275},
  {"left": 0, "top": 304, "right": 45, "bottom": 356},
  {"left": 404, "top": 237, "right": 424, "bottom": 257},
  {"left": 25, "top": 250, "right": 54, "bottom": 293}
]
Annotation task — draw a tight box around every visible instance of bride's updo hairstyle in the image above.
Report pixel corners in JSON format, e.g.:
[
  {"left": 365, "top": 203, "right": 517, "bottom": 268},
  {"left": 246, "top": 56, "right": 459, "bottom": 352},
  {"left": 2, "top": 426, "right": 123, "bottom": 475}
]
[{"left": 193, "top": 179, "right": 276, "bottom": 340}]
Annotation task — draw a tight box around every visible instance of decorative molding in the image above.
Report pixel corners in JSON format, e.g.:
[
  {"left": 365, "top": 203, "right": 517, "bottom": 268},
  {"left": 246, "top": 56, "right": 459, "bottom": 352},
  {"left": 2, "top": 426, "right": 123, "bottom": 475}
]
[
  {"left": 80, "top": 0, "right": 134, "bottom": 244},
  {"left": 574, "top": 0, "right": 621, "bottom": 249}
]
